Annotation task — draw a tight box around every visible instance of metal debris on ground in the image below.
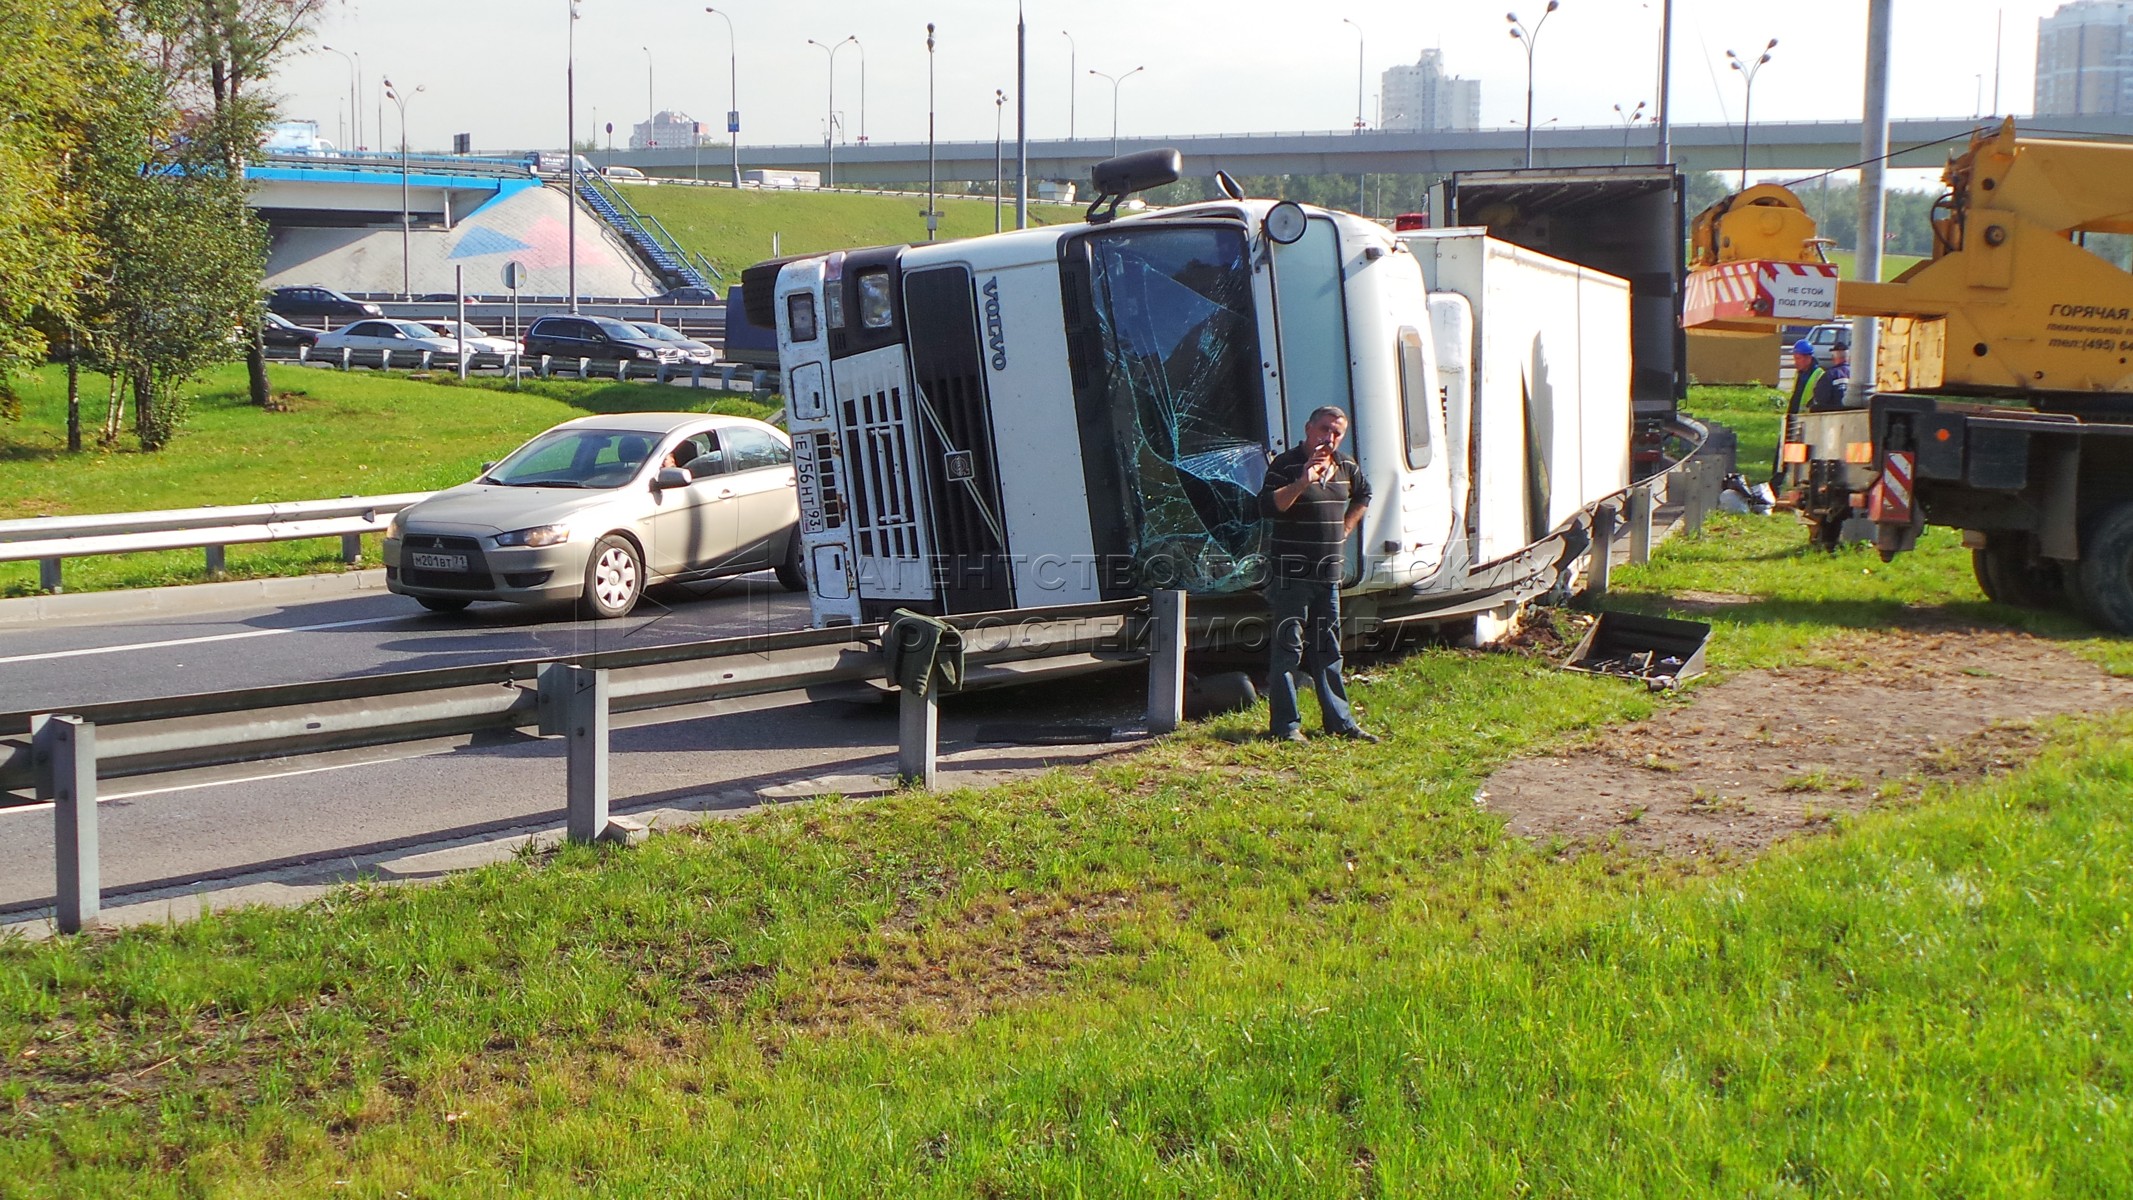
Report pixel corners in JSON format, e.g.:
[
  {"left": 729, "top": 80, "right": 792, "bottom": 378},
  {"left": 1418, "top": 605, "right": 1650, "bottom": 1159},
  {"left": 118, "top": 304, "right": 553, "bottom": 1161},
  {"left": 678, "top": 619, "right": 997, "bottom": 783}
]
[{"left": 1563, "top": 610, "right": 1711, "bottom": 689}]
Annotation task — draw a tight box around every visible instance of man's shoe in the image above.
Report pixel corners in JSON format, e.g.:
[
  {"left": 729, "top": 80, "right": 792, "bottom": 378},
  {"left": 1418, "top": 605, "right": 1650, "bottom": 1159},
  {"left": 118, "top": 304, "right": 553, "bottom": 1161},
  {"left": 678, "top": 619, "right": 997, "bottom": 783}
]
[
  {"left": 1273, "top": 728, "right": 1309, "bottom": 743},
  {"left": 1331, "top": 727, "right": 1381, "bottom": 744}
]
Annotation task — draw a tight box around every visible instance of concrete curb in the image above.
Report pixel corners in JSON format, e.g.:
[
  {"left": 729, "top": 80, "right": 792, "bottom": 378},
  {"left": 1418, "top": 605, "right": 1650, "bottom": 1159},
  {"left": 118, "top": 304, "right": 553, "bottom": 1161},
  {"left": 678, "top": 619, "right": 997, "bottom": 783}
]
[{"left": 0, "top": 569, "right": 392, "bottom": 629}]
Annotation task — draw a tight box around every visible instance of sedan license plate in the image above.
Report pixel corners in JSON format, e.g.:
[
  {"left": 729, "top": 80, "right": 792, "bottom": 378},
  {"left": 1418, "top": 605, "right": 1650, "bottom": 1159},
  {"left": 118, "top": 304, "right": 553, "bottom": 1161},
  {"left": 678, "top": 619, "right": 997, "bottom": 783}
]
[{"left": 410, "top": 551, "right": 468, "bottom": 572}]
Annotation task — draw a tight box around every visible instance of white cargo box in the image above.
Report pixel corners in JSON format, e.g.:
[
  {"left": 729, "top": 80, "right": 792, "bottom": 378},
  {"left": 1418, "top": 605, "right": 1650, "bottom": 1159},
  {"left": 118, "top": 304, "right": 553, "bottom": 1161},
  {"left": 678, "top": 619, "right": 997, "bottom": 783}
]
[{"left": 1402, "top": 228, "right": 1632, "bottom": 565}]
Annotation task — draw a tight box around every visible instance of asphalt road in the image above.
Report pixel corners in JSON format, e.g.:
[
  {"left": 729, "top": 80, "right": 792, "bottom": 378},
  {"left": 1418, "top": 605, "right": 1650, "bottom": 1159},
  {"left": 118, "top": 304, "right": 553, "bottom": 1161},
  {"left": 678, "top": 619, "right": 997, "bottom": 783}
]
[
  {"left": 0, "top": 575, "right": 1143, "bottom": 921},
  {"left": 0, "top": 573, "right": 812, "bottom": 714}
]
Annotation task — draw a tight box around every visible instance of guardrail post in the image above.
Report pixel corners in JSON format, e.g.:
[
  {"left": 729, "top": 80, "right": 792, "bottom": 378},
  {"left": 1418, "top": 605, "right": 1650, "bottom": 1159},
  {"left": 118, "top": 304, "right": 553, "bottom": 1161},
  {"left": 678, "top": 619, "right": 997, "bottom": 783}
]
[
  {"left": 32, "top": 715, "right": 98, "bottom": 934},
  {"left": 576, "top": 357, "right": 590, "bottom": 379},
  {"left": 689, "top": 363, "right": 704, "bottom": 388},
  {"left": 419, "top": 350, "right": 433, "bottom": 372},
  {"left": 719, "top": 365, "right": 736, "bottom": 391},
  {"left": 1586, "top": 504, "right": 1616, "bottom": 599},
  {"left": 617, "top": 360, "right": 630, "bottom": 383},
  {"left": 1146, "top": 590, "right": 1187, "bottom": 735},
  {"left": 204, "top": 544, "right": 226, "bottom": 579},
  {"left": 539, "top": 663, "right": 611, "bottom": 844},
  {"left": 1627, "top": 483, "right": 1653, "bottom": 565},
  {"left": 340, "top": 533, "right": 363, "bottom": 564},
  {"left": 339, "top": 347, "right": 352, "bottom": 371},
  {"left": 39, "top": 557, "right": 62, "bottom": 594},
  {"left": 898, "top": 684, "right": 939, "bottom": 789},
  {"left": 750, "top": 370, "right": 769, "bottom": 394},
  {"left": 1684, "top": 462, "right": 1709, "bottom": 537}
]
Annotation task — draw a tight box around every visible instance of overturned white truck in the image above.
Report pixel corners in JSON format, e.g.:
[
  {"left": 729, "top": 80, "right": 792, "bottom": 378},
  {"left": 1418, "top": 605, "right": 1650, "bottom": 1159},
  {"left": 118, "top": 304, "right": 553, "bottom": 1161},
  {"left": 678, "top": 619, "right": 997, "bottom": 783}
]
[{"left": 743, "top": 152, "right": 1635, "bottom": 642}]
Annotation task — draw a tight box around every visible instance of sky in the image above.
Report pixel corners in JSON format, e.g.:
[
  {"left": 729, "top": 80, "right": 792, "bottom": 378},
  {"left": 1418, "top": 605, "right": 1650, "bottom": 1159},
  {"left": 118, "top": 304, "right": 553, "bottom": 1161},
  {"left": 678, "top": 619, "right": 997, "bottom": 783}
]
[{"left": 275, "top": 0, "right": 2070, "bottom": 155}]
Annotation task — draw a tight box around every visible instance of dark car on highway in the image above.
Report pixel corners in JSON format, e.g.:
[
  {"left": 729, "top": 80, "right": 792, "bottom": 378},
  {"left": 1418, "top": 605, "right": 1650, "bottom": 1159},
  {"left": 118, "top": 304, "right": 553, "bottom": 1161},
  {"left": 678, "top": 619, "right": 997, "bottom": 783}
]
[
  {"left": 268, "top": 285, "right": 382, "bottom": 321},
  {"left": 647, "top": 284, "right": 720, "bottom": 304},
  {"left": 262, "top": 311, "right": 322, "bottom": 349},
  {"left": 521, "top": 314, "right": 686, "bottom": 366}
]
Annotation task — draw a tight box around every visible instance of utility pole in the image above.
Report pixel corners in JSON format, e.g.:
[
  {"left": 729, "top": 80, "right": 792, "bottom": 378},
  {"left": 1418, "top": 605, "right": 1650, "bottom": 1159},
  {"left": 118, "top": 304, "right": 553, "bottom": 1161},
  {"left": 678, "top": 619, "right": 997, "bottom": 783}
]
[
  {"left": 1653, "top": 0, "right": 1672, "bottom": 165},
  {"left": 567, "top": 0, "right": 579, "bottom": 312},
  {"left": 1015, "top": 5, "right": 1028, "bottom": 229},
  {"left": 925, "top": 24, "right": 940, "bottom": 241},
  {"left": 1855, "top": 0, "right": 1894, "bottom": 393}
]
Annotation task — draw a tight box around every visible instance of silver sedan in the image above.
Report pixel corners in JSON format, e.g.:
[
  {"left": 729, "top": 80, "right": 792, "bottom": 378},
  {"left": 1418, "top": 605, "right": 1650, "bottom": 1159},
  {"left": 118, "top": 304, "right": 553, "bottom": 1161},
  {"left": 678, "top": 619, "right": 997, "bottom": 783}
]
[{"left": 383, "top": 412, "right": 802, "bottom": 618}]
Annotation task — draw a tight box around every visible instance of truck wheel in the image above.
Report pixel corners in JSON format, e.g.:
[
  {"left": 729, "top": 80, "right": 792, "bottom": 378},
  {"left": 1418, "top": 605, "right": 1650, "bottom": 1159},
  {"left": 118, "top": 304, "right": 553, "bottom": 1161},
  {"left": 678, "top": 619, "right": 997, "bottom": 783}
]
[
  {"left": 1973, "top": 532, "right": 2064, "bottom": 610},
  {"left": 2074, "top": 504, "right": 2133, "bottom": 634}
]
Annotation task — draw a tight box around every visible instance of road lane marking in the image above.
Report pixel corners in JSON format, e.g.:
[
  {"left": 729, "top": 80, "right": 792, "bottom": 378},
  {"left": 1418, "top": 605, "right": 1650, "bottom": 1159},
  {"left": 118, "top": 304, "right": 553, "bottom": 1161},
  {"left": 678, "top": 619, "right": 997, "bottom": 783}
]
[
  {"left": 0, "top": 755, "right": 412, "bottom": 813},
  {"left": 0, "top": 615, "right": 414, "bottom": 666}
]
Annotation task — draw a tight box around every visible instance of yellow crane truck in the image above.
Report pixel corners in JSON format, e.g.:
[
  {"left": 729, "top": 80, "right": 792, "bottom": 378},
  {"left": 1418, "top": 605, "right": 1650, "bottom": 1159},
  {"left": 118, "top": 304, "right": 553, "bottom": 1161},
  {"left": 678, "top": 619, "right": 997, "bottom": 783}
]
[{"left": 1683, "top": 120, "right": 2133, "bottom": 630}]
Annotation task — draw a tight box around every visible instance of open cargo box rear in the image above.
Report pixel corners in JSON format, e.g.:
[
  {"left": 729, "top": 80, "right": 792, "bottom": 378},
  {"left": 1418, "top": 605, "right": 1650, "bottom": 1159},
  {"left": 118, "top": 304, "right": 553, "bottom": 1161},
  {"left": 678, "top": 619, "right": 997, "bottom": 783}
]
[{"left": 1437, "top": 165, "right": 1686, "bottom": 426}]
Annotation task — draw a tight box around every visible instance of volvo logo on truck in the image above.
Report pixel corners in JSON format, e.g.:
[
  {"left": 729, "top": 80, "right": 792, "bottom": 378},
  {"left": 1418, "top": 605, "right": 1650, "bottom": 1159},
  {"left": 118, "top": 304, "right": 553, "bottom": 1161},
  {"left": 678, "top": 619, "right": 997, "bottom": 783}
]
[{"left": 983, "top": 276, "right": 1007, "bottom": 370}]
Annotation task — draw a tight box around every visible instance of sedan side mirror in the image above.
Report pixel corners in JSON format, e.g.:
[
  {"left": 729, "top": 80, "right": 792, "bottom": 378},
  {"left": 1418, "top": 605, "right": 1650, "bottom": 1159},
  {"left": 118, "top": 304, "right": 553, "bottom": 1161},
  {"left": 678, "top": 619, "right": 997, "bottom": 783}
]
[{"left": 654, "top": 466, "right": 692, "bottom": 490}]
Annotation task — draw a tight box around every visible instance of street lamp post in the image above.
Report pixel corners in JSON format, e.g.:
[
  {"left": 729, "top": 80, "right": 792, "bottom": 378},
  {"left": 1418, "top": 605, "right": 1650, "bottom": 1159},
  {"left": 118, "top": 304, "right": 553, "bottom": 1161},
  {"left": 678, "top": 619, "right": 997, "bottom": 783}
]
[
  {"left": 806, "top": 35, "right": 857, "bottom": 187},
  {"left": 994, "top": 89, "right": 1007, "bottom": 233},
  {"left": 1341, "top": 18, "right": 1365, "bottom": 133},
  {"left": 1089, "top": 65, "right": 1143, "bottom": 159},
  {"left": 1613, "top": 99, "right": 1646, "bottom": 163},
  {"left": 382, "top": 78, "right": 423, "bottom": 301},
  {"left": 853, "top": 37, "right": 867, "bottom": 144},
  {"left": 704, "top": 8, "right": 740, "bottom": 186},
  {"left": 1061, "top": 30, "right": 1076, "bottom": 140},
  {"left": 925, "top": 23, "right": 940, "bottom": 241},
  {"left": 642, "top": 46, "right": 655, "bottom": 147},
  {"left": 1342, "top": 17, "right": 1366, "bottom": 210},
  {"left": 1507, "top": 1, "right": 1560, "bottom": 169},
  {"left": 566, "top": 0, "right": 580, "bottom": 312},
  {"left": 320, "top": 45, "right": 359, "bottom": 152},
  {"left": 1726, "top": 39, "right": 1778, "bottom": 190}
]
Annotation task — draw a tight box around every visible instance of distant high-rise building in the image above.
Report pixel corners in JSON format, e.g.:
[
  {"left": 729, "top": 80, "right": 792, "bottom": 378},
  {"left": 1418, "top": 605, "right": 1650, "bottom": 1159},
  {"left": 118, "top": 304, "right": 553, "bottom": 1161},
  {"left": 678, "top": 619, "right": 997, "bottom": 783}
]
[
  {"left": 2035, "top": 0, "right": 2133, "bottom": 115},
  {"left": 629, "top": 110, "right": 706, "bottom": 151},
  {"left": 1380, "top": 50, "right": 1481, "bottom": 132}
]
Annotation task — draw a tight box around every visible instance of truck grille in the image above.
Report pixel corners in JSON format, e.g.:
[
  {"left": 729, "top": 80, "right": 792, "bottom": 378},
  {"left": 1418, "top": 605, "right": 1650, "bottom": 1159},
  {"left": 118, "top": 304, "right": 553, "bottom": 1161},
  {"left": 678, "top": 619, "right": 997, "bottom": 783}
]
[
  {"left": 904, "top": 266, "right": 1013, "bottom": 613},
  {"left": 840, "top": 386, "right": 926, "bottom": 563}
]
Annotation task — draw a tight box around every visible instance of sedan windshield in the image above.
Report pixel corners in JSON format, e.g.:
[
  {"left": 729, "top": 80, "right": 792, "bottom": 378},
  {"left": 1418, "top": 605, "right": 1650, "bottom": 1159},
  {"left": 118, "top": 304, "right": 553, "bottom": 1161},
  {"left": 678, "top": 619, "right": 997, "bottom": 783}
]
[
  {"left": 486, "top": 427, "right": 661, "bottom": 488},
  {"left": 587, "top": 316, "right": 644, "bottom": 340}
]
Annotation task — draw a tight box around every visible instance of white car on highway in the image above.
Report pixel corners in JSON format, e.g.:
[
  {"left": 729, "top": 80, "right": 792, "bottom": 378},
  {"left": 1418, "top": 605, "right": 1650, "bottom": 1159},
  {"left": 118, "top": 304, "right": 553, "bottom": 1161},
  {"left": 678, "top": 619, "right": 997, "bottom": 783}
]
[
  {"left": 384, "top": 412, "right": 802, "bottom": 618},
  {"left": 314, "top": 319, "right": 463, "bottom": 366},
  {"left": 418, "top": 320, "right": 523, "bottom": 363}
]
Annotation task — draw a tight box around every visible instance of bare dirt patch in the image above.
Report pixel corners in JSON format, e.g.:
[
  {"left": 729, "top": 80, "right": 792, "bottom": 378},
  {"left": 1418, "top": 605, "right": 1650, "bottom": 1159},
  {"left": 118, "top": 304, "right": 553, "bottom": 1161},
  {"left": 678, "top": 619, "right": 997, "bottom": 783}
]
[
  {"left": 1484, "top": 626, "right": 2133, "bottom": 858},
  {"left": 781, "top": 891, "right": 1136, "bottom": 1032}
]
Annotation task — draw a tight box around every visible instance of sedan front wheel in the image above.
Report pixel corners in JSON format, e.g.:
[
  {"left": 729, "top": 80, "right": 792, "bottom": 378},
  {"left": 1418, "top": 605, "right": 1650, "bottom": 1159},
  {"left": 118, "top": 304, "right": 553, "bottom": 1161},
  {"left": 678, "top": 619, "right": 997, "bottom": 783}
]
[{"left": 580, "top": 534, "right": 644, "bottom": 619}]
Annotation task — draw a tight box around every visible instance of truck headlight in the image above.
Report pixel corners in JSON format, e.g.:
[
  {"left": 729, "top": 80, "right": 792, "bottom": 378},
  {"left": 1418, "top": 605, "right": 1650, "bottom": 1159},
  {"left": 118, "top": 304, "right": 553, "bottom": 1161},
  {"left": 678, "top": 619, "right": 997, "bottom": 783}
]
[{"left": 495, "top": 524, "right": 570, "bottom": 548}]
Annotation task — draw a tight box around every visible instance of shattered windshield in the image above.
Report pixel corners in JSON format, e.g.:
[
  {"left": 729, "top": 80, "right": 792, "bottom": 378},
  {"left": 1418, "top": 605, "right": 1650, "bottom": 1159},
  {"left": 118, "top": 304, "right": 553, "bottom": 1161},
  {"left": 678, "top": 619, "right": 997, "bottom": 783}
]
[{"left": 1072, "top": 224, "right": 1268, "bottom": 592}]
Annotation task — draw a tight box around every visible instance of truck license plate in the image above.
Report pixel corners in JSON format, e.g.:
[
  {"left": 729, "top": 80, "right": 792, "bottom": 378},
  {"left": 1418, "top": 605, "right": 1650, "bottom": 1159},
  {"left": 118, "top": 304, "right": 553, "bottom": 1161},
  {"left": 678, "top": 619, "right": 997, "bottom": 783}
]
[{"left": 410, "top": 552, "right": 468, "bottom": 572}]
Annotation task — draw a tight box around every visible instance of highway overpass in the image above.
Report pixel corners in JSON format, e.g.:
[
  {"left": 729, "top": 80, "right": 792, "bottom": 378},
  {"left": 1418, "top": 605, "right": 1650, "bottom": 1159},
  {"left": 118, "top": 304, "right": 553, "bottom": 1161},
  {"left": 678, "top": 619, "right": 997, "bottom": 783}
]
[{"left": 611, "top": 114, "right": 2133, "bottom": 186}]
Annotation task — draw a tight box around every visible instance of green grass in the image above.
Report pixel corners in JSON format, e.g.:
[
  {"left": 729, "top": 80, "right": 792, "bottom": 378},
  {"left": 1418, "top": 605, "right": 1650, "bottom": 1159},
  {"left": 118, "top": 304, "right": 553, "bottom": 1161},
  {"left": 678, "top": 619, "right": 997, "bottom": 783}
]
[
  {"left": 622, "top": 184, "right": 1079, "bottom": 281},
  {"left": 0, "top": 363, "right": 774, "bottom": 596},
  {"left": 4, "top": 511, "right": 2131, "bottom": 1195}
]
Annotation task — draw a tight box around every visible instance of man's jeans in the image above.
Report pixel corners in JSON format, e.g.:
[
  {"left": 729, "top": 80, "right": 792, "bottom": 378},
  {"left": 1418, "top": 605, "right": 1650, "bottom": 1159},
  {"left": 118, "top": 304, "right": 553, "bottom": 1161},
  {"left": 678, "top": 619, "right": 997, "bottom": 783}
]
[{"left": 1266, "top": 575, "right": 1359, "bottom": 736}]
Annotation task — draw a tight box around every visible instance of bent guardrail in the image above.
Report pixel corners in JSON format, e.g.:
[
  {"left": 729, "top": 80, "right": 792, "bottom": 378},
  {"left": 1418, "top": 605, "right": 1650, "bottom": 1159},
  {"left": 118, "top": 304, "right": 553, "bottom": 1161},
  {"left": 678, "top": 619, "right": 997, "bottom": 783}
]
[{"left": 7, "top": 595, "right": 1185, "bottom": 933}]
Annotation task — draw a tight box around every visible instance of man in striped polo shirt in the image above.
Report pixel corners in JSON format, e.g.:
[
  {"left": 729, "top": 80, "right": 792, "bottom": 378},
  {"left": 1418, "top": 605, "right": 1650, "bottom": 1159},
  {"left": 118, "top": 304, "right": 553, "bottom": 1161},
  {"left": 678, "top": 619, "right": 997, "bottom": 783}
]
[{"left": 1257, "top": 405, "right": 1379, "bottom": 744}]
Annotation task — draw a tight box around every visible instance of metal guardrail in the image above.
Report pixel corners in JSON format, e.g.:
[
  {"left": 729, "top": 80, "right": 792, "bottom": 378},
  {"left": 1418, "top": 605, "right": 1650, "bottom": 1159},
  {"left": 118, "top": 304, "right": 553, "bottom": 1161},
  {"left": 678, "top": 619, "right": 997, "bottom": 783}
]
[
  {"left": 9, "top": 595, "right": 1182, "bottom": 932},
  {"left": 0, "top": 494, "right": 428, "bottom": 594}
]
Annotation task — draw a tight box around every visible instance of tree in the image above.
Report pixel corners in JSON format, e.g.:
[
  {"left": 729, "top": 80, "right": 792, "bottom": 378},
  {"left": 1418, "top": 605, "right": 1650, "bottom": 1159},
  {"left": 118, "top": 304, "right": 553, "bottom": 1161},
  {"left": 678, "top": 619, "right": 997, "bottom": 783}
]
[
  {"left": 0, "top": 0, "right": 137, "bottom": 421},
  {"left": 132, "top": 0, "right": 332, "bottom": 407}
]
